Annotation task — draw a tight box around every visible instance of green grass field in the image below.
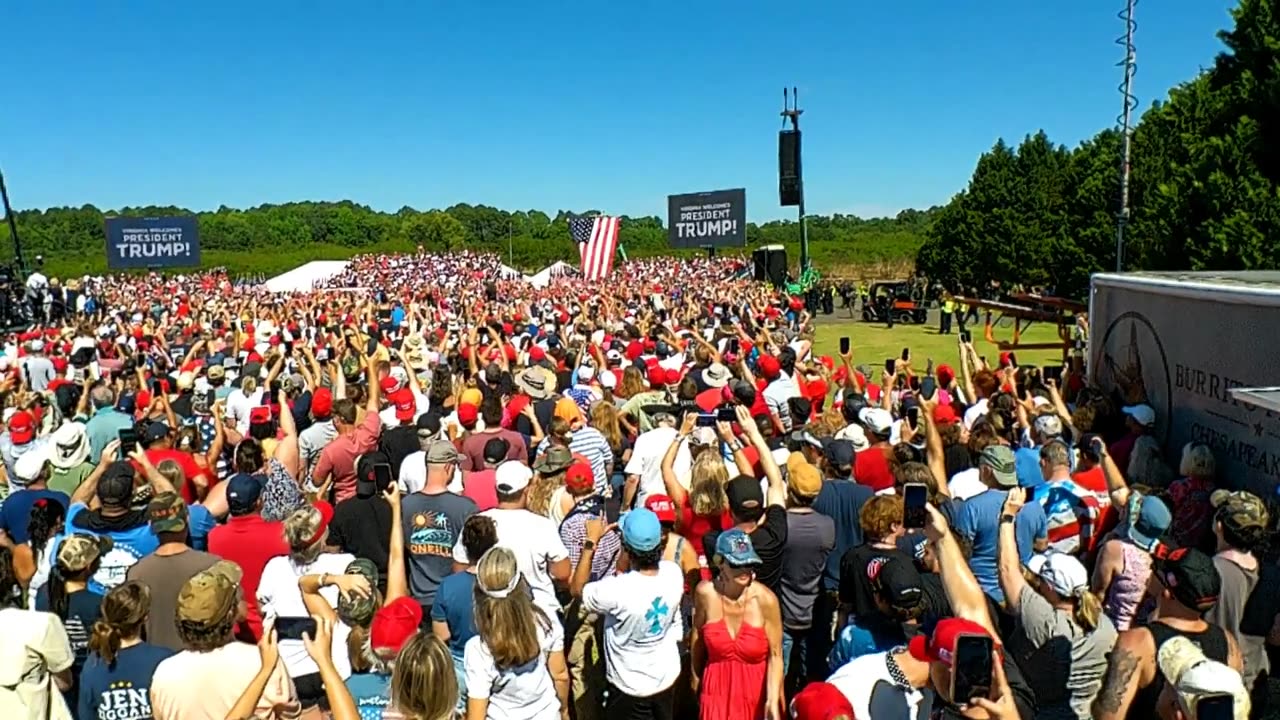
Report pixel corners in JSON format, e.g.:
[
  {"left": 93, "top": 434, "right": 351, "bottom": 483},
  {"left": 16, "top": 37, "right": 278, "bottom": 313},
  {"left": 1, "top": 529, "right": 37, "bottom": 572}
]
[{"left": 810, "top": 311, "right": 1070, "bottom": 372}]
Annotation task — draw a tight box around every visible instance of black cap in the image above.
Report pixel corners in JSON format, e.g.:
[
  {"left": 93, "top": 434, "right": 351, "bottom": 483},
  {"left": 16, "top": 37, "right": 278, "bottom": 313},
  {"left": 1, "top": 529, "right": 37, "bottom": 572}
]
[
  {"left": 822, "top": 438, "right": 856, "bottom": 470},
  {"left": 98, "top": 462, "right": 136, "bottom": 507},
  {"left": 142, "top": 421, "right": 170, "bottom": 444},
  {"left": 483, "top": 437, "right": 510, "bottom": 464},
  {"left": 728, "top": 379, "right": 757, "bottom": 407},
  {"left": 1152, "top": 545, "right": 1221, "bottom": 613},
  {"left": 872, "top": 557, "right": 925, "bottom": 613},
  {"left": 726, "top": 475, "right": 764, "bottom": 518},
  {"left": 415, "top": 412, "right": 442, "bottom": 436}
]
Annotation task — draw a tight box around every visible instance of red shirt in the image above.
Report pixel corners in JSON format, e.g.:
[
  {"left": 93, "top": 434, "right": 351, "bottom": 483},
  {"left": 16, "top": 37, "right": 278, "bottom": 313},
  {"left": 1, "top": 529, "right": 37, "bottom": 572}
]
[
  {"left": 208, "top": 513, "right": 289, "bottom": 640},
  {"left": 138, "top": 449, "right": 212, "bottom": 504},
  {"left": 676, "top": 505, "right": 732, "bottom": 581},
  {"left": 462, "top": 469, "right": 499, "bottom": 512},
  {"left": 854, "top": 446, "right": 895, "bottom": 493}
]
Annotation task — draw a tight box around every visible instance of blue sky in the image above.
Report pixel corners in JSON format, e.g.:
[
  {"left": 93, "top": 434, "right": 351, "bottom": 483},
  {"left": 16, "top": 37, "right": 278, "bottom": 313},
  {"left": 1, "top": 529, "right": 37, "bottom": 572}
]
[{"left": 2, "top": 0, "right": 1237, "bottom": 221}]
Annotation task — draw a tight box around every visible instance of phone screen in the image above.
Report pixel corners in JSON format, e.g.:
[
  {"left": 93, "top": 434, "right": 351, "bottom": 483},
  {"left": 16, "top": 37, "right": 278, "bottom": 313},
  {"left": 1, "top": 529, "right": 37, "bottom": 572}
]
[
  {"left": 903, "top": 483, "right": 928, "bottom": 529},
  {"left": 117, "top": 427, "right": 138, "bottom": 449},
  {"left": 717, "top": 407, "right": 737, "bottom": 423},
  {"left": 921, "top": 377, "right": 937, "bottom": 401},
  {"left": 1195, "top": 694, "right": 1236, "bottom": 720},
  {"left": 728, "top": 338, "right": 740, "bottom": 355},
  {"left": 372, "top": 463, "right": 394, "bottom": 492},
  {"left": 901, "top": 347, "right": 910, "bottom": 362},
  {"left": 839, "top": 337, "right": 850, "bottom": 355},
  {"left": 884, "top": 358, "right": 896, "bottom": 375},
  {"left": 952, "top": 634, "right": 995, "bottom": 704},
  {"left": 273, "top": 616, "right": 318, "bottom": 641},
  {"left": 1043, "top": 365, "right": 1064, "bottom": 384},
  {"left": 906, "top": 406, "right": 920, "bottom": 428},
  {"left": 696, "top": 413, "right": 717, "bottom": 428}
]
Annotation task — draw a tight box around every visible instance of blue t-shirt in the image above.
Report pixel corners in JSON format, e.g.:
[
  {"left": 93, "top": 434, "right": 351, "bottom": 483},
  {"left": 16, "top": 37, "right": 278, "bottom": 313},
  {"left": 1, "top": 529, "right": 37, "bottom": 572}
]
[
  {"left": 812, "top": 479, "right": 874, "bottom": 591},
  {"left": 432, "top": 571, "right": 478, "bottom": 657},
  {"left": 57, "top": 503, "right": 160, "bottom": 595},
  {"left": 187, "top": 504, "right": 216, "bottom": 551},
  {"left": 952, "top": 489, "right": 1047, "bottom": 605},
  {"left": 345, "top": 671, "right": 392, "bottom": 720},
  {"left": 78, "top": 642, "right": 174, "bottom": 720},
  {"left": 0, "top": 488, "right": 68, "bottom": 544},
  {"left": 1014, "top": 447, "right": 1045, "bottom": 489}
]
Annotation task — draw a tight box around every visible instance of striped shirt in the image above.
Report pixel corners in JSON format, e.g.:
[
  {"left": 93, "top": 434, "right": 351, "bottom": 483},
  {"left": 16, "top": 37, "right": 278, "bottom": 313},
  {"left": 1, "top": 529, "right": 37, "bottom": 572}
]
[
  {"left": 1033, "top": 478, "right": 1099, "bottom": 555},
  {"left": 537, "top": 426, "right": 613, "bottom": 496}
]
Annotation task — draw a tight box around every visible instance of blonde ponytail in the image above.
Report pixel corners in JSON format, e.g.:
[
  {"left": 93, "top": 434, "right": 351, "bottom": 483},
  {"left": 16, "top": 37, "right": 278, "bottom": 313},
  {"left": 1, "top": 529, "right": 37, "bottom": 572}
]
[{"left": 1072, "top": 587, "right": 1103, "bottom": 632}]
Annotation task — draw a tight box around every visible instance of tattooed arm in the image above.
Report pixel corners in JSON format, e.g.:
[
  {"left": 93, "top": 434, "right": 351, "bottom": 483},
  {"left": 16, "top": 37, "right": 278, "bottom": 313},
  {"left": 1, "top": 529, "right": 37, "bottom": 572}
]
[{"left": 1092, "top": 628, "right": 1155, "bottom": 720}]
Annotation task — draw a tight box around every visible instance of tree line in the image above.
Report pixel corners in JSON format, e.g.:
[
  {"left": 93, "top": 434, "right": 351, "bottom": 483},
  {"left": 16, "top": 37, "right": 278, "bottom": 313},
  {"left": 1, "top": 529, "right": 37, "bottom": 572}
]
[
  {"left": 915, "top": 0, "right": 1280, "bottom": 297},
  {"left": 0, "top": 198, "right": 939, "bottom": 280}
]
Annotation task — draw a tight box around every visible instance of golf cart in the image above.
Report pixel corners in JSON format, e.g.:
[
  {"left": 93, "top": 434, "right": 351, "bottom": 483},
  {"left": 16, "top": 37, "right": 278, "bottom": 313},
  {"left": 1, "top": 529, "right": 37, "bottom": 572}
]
[{"left": 862, "top": 280, "right": 929, "bottom": 324}]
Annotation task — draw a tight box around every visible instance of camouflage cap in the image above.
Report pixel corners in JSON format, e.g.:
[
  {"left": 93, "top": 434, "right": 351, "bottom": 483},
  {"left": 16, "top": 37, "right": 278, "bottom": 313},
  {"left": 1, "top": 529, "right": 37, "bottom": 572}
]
[
  {"left": 147, "top": 491, "right": 189, "bottom": 534},
  {"left": 57, "top": 533, "right": 113, "bottom": 574},
  {"left": 337, "top": 558, "right": 381, "bottom": 627},
  {"left": 177, "top": 560, "right": 244, "bottom": 627},
  {"left": 1210, "top": 489, "right": 1269, "bottom": 532}
]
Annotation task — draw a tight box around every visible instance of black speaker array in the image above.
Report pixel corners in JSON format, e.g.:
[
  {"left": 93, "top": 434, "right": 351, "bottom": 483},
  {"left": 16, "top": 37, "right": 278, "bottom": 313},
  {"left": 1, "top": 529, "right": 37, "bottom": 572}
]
[
  {"left": 753, "top": 246, "right": 789, "bottom": 287},
  {"left": 779, "top": 130, "right": 802, "bottom": 206}
]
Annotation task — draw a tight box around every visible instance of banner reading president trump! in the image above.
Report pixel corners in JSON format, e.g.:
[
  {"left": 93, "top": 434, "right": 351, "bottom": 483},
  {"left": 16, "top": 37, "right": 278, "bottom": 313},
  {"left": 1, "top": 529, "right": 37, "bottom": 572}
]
[
  {"left": 667, "top": 189, "right": 746, "bottom": 248},
  {"left": 105, "top": 216, "right": 201, "bottom": 269}
]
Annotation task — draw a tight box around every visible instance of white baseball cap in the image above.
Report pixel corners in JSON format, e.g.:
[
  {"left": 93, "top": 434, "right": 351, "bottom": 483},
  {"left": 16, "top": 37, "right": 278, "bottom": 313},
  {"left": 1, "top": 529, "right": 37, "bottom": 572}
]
[
  {"left": 1026, "top": 552, "right": 1089, "bottom": 598},
  {"left": 495, "top": 461, "right": 533, "bottom": 495},
  {"left": 1123, "top": 404, "right": 1156, "bottom": 427},
  {"left": 1157, "top": 636, "right": 1250, "bottom": 719}
]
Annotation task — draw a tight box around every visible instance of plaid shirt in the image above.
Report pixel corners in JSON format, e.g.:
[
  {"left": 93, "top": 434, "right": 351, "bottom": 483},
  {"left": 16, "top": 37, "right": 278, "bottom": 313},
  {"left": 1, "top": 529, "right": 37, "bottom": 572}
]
[{"left": 560, "top": 499, "right": 621, "bottom": 581}]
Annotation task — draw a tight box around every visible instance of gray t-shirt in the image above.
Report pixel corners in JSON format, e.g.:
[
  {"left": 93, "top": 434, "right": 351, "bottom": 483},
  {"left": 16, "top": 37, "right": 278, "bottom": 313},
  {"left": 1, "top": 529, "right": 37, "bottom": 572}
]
[
  {"left": 21, "top": 356, "right": 56, "bottom": 393},
  {"left": 1207, "top": 555, "right": 1268, "bottom": 690},
  {"left": 401, "top": 491, "right": 477, "bottom": 607},
  {"left": 1009, "top": 585, "right": 1117, "bottom": 720},
  {"left": 779, "top": 508, "right": 835, "bottom": 630}
]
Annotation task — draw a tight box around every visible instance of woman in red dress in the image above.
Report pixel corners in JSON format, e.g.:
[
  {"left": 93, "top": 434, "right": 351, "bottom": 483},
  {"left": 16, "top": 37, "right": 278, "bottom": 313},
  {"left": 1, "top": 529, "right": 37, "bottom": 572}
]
[{"left": 691, "top": 529, "right": 784, "bottom": 720}]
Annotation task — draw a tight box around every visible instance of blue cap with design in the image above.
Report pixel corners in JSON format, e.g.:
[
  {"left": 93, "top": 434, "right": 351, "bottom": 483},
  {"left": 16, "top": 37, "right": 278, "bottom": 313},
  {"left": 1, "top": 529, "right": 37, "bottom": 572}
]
[{"left": 715, "top": 529, "right": 762, "bottom": 567}]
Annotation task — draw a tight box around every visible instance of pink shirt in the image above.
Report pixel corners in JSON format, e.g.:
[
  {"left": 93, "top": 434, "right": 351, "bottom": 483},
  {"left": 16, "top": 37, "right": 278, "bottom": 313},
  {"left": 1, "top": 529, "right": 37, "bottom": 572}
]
[
  {"left": 462, "top": 469, "right": 499, "bottom": 511},
  {"left": 314, "top": 410, "right": 382, "bottom": 503},
  {"left": 151, "top": 642, "right": 298, "bottom": 720}
]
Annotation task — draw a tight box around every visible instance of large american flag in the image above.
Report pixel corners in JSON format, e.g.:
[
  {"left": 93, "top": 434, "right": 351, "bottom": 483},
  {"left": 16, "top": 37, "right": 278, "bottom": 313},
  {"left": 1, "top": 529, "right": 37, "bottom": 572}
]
[{"left": 569, "top": 215, "right": 621, "bottom": 281}]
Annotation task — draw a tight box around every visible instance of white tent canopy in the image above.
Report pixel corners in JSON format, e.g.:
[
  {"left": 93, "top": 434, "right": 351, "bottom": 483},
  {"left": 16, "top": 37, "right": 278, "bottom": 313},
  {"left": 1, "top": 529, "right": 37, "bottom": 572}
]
[
  {"left": 526, "top": 261, "right": 577, "bottom": 288},
  {"left": 261, "top": 258, "right": 578, "bottom": 292}
]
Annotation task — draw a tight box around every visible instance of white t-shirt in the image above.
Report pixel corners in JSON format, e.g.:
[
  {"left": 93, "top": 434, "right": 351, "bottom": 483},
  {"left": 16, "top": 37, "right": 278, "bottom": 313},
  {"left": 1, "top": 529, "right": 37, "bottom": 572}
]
[
  {"left": 452, "top": 509, "right": 569, "bottom": 625},
  {"left": 827, "top": 651, "right": 933, "bottom": 720},
  {"left": 948, "top": 468, "right": 987, "bottom": 501},
  {"left": 581, "top": 561, "right": 684, "bottom": 697},
  {"left": 625, "top": 426, "right": 690, "bottom": 508},
  {"left": 257, "top": 553, "right": 355, "bottom": 681},
  {"left": 226, "top": 387, "right": 265, "bottom": 434},
  {"left": 463, "top": 620, "right": 560, "bottom": 720},
  {"left": 378, "top": 387, "right": 429, "bottom": 428},
  {"left": 962, "top": 398, "right": 989, "bottom": 431}
]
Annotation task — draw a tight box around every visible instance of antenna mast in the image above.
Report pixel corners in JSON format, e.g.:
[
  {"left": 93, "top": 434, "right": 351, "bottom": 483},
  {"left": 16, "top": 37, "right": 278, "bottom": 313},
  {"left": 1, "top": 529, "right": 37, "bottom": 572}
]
[{"left": 1115, "top": 0, "right": 1138, "bottom": 272}]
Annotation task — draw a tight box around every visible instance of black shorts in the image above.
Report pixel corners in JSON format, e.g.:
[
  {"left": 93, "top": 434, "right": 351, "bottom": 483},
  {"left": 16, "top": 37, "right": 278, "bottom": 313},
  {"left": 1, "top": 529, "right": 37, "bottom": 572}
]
[
  {"left": 606, "top": 683, "right": 674, "bottom": 720},
  {"left": 293, "top": 671, "right": 329, "bottom": 710}
]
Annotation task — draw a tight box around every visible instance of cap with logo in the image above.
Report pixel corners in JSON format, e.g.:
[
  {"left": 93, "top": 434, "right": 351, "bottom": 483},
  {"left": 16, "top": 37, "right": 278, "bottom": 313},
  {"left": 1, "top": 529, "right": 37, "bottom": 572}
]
[
  {"left": 715, "top": 528, "right": 762, "bottom": 567},
  {"left": 644, "top": 494, "right": 677, "bottom": 523},
  {"left": 1152, "top": 545, "right": 1221, "bottom": 613},
  {"left": 226, "top": 473, "right": 267, "bottom": 516},
  {"left": 148, "top": 491, "right": 189, "bottom": 534},
  {"left": 1033, "top": 414, "right": 1063, "bottom": 439},
  {"left": 978, "top": 445, "right": 1018, "bottom": 487},
  {"left": 8, "top": 410, "right": 35, "bottom": 445},
  {"left": 872, "top": 556, "right": 925, "bottom": 614}
]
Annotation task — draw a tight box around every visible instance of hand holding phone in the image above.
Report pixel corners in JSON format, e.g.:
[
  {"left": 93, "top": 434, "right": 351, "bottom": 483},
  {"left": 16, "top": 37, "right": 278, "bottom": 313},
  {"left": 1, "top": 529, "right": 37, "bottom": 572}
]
[
  {"left": 952, "top": 634, "right": 995, "bottom": 704},
  {"left": 372, "top": 463, "right": 394, "bottom": 492},
  {"left": 920, "top": 377, "right": 937, "bottom": 401},
  {"left": 903, "top": 483, "right": 928, "bottom": 529},
  {"left": 901, "top": 347, "right": 911, "bottom": 362},
  {"left": 273, "top": 616, "right": 319, "bottom": 641},
  {"left": 839, "top": 337, "right": 850, "bottom": 355}
]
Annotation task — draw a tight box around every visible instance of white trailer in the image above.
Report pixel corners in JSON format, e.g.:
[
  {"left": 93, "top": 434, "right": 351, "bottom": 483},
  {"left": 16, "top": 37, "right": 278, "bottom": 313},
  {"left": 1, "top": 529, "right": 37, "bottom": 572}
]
[{"left": 1089, "top": 271, "right": 1280, "bottom": 497}]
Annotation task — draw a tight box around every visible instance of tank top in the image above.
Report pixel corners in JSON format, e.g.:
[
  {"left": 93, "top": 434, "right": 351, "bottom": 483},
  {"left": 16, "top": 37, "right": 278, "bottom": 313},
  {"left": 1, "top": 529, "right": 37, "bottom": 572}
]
[
  {"left": 1130, "top": 622, "right": 1229, "bottom": 716},
  {"left": 1104, "top": 540, "right": 1151, "bottom": 631},
  {"left": 26, "top": 546, "right": 51, "bottom": 610}
]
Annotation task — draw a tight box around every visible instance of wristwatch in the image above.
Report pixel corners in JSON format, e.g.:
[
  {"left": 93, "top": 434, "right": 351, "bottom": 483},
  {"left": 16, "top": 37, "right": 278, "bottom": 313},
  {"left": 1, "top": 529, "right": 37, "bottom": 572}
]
[
  {"left": 1000, "top": 514, "right": 1016, "bottom": 525},
  {"left": 582, "top": 540, "right": 596, "bottom": 551}
]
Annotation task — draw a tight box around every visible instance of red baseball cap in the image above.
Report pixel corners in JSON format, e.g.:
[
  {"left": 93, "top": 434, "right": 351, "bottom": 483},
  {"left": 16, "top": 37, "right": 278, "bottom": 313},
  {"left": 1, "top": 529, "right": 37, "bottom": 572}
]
[
  {"left": 564, "top": 462, "right": 595, "bottom": 495},
  {"left": 758, "top": 355, "right": 781, "bottom": 380},
  {"left": 8, "top": 410, "right": 34, "bottom": 445},
  {"left": 370, "top": 596, "right": 422, "bottom": 656},
  {"left": 789, "top": 682, "right": 855, "bottom": 720},
  {"left": 908, "top": 617, "right": 995, "bottom": 667},
  {"left": 380, "top": 375, "right": 401, "bottom": 394},
  {"left": 644, "top": 494, "right": 677, "bottom": 523},
  {"left": 388, "top": 388, "right": 416, "bottom": 422},
  {"left": 932, "top": 404, "right": 960, "bottom": 426},
  {"left": 311, "top": 387, "right": 333, "bottom": 418},
  {"left": 249, "top": 406, "right": 272, "bottom": 425},
  {"left": 663, "top": 368, "right": 682, "bottom": 386},
  {"left": 647, "top": 367, "right": 666, "bottom": 388},
  {"left": 529, "top": 346, "right": 546, "bottom": 362},
  {"left": 457, "top": 403, "right": 479, "bottom": 427}
]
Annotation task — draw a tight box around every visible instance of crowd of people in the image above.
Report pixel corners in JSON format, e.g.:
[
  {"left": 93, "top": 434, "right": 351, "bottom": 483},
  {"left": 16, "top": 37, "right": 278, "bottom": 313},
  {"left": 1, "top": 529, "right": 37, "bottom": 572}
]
[{"left": 0, "top": 250, "right": 1270, "bottom": 720}]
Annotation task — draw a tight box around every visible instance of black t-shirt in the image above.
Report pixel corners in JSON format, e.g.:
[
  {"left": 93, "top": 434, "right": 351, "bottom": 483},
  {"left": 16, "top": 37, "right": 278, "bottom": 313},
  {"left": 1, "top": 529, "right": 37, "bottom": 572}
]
[
  {"left": 704, "top": 505, "right": 789, "bottom": 594},
  {"left": 328, "top": 495, "right": 393, "bottom": 593},
  {"left": 838, "top": 544, "right": 915, "bottom": 622}
]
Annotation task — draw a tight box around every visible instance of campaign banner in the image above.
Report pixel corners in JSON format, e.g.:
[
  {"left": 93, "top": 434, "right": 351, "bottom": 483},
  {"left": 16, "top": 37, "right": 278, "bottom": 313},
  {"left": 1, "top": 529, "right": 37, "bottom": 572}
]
[
  {"left": 667, "top": 188, "right": 746, "bottom": 248},
  {"left": 105, "top": 216, "right": 201, "bottom": 269},
  {"left": 1090, "top": 273, "right": 1280, "bottom": 497}
]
